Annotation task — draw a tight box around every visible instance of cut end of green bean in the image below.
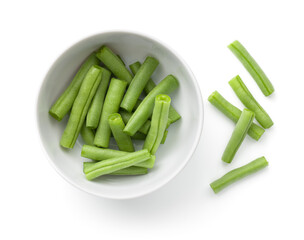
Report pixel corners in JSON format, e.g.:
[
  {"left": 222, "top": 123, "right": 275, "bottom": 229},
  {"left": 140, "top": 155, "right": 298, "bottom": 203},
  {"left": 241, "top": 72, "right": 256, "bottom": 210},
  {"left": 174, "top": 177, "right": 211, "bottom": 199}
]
[
  {"left": 210, "top": 156, "right": 269, "bottom": 193},
  {"left": 228, "top": 40, "right": 274, "bottom": 96}
]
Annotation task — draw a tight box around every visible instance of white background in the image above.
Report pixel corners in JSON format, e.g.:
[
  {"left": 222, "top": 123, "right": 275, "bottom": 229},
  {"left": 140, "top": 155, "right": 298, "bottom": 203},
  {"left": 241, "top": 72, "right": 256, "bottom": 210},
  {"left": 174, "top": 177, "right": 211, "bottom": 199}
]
[{"left": 1, "top": 0, "right": 303, "bottom": 239}]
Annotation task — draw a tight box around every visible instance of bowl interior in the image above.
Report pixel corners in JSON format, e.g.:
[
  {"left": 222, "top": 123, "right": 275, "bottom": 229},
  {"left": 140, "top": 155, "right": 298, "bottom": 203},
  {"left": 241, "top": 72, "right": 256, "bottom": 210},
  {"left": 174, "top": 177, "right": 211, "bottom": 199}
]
[{"left": 37, "top": 32, "right": 203, "bottom": 199}]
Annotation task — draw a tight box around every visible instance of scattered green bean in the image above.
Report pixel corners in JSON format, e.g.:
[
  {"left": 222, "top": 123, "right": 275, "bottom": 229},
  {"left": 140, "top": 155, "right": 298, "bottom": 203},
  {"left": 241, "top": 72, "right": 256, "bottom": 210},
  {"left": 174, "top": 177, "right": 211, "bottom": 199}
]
[
  {"left": 210, "top": 157, "right": 269, "bottom": 193},
  {"left": 81, "top": 145, "right": 155, "bottom": 168},
  {"left": 208, "top": 91, "right": 265, "bottom": 140},
  {"left": 96, "top": 46, "right": 133, "bottom": 84},
  {"left": 80, "top": 122, "right": 95, "bottom": 145},
  {"left": 85, "top": 149, "right": 151, "bottom": 180},
  {"left": 94, "top": 78, "right": 128, "bottom": 148},
  {"left": 222, "top": 109, "right": 255, "bottom": 163},
  {"left": 49, "top": 53, "right": 99, "bottom": 121},
  {"left": 121, "top": 57, "right": 159, "bottom": 112},
  {"left": 60, "top": 65, "right": 102, "bottom": 148},
  {"left": 108, "top": 113, "right": 135, "bottom": 152},
  {"left": 124, "top": 75, "right": 179, "bottom": 136},
  {"left": 229, "top": 75, "right": 273, "bottom": 129},
  {"left": 228, "top": 40, "right": 274, "bottom": 96},
  {"left": 144, "top": 95, "right": 171, "bottom": 154},
  {"left": 130, "top": 61, "right": 181, "bottom": 124},
  {"left": 86, "top": 68, "right": 111, "bottom": 129}
]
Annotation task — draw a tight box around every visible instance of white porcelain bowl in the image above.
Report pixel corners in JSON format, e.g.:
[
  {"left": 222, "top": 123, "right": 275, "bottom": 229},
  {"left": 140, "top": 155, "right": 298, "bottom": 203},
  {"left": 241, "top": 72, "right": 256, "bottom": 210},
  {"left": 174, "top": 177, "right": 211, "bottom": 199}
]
[{"left": 37, "top": 31, "right": 203, "bottom": 199}]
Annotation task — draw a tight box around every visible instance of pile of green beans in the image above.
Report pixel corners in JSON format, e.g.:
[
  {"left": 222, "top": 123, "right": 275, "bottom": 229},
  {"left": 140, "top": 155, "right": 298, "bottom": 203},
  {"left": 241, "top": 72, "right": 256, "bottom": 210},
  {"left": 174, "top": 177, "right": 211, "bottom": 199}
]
[
  {"left": 49, "top": 45, "right": 181, "bottom": 180},
  {"left": 208, "top": 40, "right": 273, "bottom": 193}
]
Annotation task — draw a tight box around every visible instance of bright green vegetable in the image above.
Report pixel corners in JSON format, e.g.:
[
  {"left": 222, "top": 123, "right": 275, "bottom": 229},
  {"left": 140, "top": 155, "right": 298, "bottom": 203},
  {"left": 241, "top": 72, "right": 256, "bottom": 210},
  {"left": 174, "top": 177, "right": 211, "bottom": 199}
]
[
  {"left": 85, "top": 149, "right": 151, "bottom": 180},
  {"left": 108, "top": 113, "right": 135, "bottom": 152},
  {"left": 161, "top": 130, "right": 168, "bottom": 144},
  {"left": 81, "top": 145, "right": 155, "bottom": 168},
  {"left": 222, "top": 109, "right": 255, "bottom": 163},
  {"left": 80, "top": 122, "right": 95, "bottom": 145},
  {"left": 96, "top": 46, "right": 133, "bottom": 84},
  {"left": 228, "top": 40, "right": 274, "bottom": 96},
  {"left": 94, "top": 78, "right": 128, "bottom": 148},
  {"left": 144, "top": 95, "right": 171, "bottom": 154},
  {"left": 120, "top": 110, "right": 151, "bottom": 135},
  {"left": 121, "top": 57, "right": 159, "bottom": 112},
  {"left": 130, "top": 61, "right": 181, "bottom": 124},
  {"left": 229, "top": 75, "right": 273, "bottom": 129},
  {"left": 60, "top": 66, "right": 102, "bottom": 149},
  {"left": 124, "top": 75, "right": 179, "bottom": 136},
  {"left": 86, "top": 68, "right": 111, "bottom": 129},
  {"left": 208, "top": 91, "right": 265, "bottom": 140},
  {"left": 49, "top": 53, "right": 99, "bottom": 121},
  {"left": 83, "top": 163, "right": 147, "bottom": 175},
  {"left": 210, "top": 157, "right": 268, "bottom": 193}
]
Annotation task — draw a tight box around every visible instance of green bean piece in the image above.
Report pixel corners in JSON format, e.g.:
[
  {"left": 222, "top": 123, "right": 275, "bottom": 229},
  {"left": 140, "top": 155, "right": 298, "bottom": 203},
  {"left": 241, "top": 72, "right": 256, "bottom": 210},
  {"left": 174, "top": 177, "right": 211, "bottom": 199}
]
[
  {"left": 229, "top": 75, "right": 273, "bottom": 129},
  {"left": 210, "top": 157, "right": 268, "bottom": 193},
  {"left": 222, "top": 109, "right": 255, "bottom": 163},
  {"left": 228, "top": 40, "right": 274, "bottom": 96},
  {"left": 144, "top": 95, "right": 171, "bottom": 154},
  {"left": 80, "top": 122, "right": 95, "bottom": 145},
  {"left": 120, "top": 110, "right": 151, "bottom": 135},
  {"left": 85, "top": 149, "right": 151, "bottom": 180},
  {"left": 131, "top": 132, "right": 147, "bottom": 140},
  {"left": 60, "top": 66, "right": 102, "bottom": 149},
  {"left": 83, "top": 163, "right": 147, "bottom": 175},
  {"left": 124, "top": 75, "right": 179, "bottom": 136},
  {"left": 121, "top": 57, "right": 159, "bottom": 112},
  {"left": 81, "top": 145, "right": 155, "bottom": 168},
  {"left": 49, "top": 53, "right": 99, "bottom": 121},
  {"left": 130, "top": 61, "right": 181, "bottom": 124},
  {"left": 96, "top": 46, "right": 133, "bottom": 84},
  {"left": 116, "top": 55, "right": 125, "bottom": 66},
  {"left": 108, "top": 113, "right": 135, "bottom": 152},
  {"left": 86, "top": 68, "right": 111, "bottom": 129},
  {"left": 129, "top": 61, "right": 156, "bottom": 94},
  {"left": 94, "top": 78, "right": 128, "bottom": 148},
  {"left": 208, "top": 91, "right": 265, "bottom": 141},
  {"left": 161, "top": 130, "right": 168, "bottom": 144}
]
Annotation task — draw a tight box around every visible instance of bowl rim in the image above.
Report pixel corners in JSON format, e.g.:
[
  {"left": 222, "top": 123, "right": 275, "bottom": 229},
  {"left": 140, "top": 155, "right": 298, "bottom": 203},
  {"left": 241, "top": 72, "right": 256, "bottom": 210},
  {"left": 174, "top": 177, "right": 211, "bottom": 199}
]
[{"left": 36, "top": 30, "right": 204, "bottom": 200}]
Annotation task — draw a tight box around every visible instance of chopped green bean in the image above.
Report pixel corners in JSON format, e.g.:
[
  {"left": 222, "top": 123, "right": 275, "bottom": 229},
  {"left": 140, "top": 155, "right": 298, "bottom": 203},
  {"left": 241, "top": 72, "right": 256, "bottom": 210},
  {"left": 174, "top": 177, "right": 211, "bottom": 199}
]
[
  {"left": 144, "top": 95, "right": 171, "bottom": 154},
  {"left": 121, "top": 57, "right": 159, "bottom": 112},
  {"left": 83, "top": 163, "right": 147, "bottom": 175},
  {"left": 208, "top": 91, "right": 265, "bottom": 140},
  {"left": 130, "top": 61, "right": 181, "bottom": 124},
  {"left": 49, "top": 53, "right": 99, "bottom": 121},
  {"left": 161, "top": 130, "right": 168, "bottom": 144},
  {"left": 60, "top": 65, "right": 102, "bottom": 148},
  {"left": 96, "top": 46, "right": 133, "bottom": 84},
  {"left": 124, "top": 75, "right": 179, "bottom": 136},
  {"left": 80, "top": 122, "right": 95, "bottom": 145},
  {"left": 86, "top": 68, "right": 111, "bottom": 129},
  {"left": 229, "top": 75, "right": 273, "bottom": 129},
  {"left": 81, "top": 145, "right": 155, "bottom": 168},
  {"left": 94, "top": 78, "right": 128, "bottom": 148},
  {"left": 85, "top": 149, "right": 151, "bottom": 180},
  {"left": 222, "top": 109, "right": 255, "bottom": 163},
  {"left": 120, "top": 110, "right": 151, "bottom": 135},
  {"left": 228, "top": 40, "right": 274, "bottom": 96},
  {"left": 210, "top": 157, "right": 268, "bottom": 193},
  {"left": 108, "top": 113, "right": 135, "bottom": 152}
]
